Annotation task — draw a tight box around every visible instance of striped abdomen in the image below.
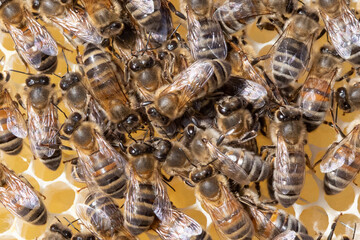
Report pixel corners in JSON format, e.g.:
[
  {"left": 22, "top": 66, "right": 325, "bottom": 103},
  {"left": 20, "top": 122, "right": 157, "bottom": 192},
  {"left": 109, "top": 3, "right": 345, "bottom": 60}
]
[
  {"left": 0, "top": 109, "right": 23, "bottom": 155},
  {"left": 82, "top": 43, "right": 127, "bottom": 106},
  {"left": 324, "top": 143, "right": 360, "bottom": 195},
  {"left": 299, "top": 76, "right": 331, "bottom": 132},
  {"left": 193, "top": 230, "right": 213, "bottom": 240},
  {"left": 348, "top": 45, "right": 360, "bottom": 65},
  {"left": 85, "top": 192, "right": 124, "bottom": 238},
  {"left": 14, "top": 196, "right": 47, "bottom": 225},
  {"left": 126, "top": 0, "right": 161, "bottom": 32},
  {"left": 124, "top": 183, "right": 156, "bottom": 236},
  {"left": 34, "top": 134, "right": 62, "bottom": 171},
  {"left": 272, "top": 38, "right": 308, "bottom": 88},
  {"left": 189, "top": 18, "right": 227, "bottom": 60},
  {"left": 273, "top": 146, "right": 305, "bottom": 207},
  {"left": 35, "top": 53, "right": 57, "bottom": 74},
  {"left": 91, "top": 152, "right": 127, "bottom": 199}
]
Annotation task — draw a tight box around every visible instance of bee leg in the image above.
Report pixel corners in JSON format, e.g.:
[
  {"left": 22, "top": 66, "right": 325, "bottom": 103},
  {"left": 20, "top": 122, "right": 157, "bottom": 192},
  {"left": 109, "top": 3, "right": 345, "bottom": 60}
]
[
  {"left": 162, "top": 177, "right": 176, "bottom": 192},
  {"left": 335, "top": 67, "right": 355, "bottom": 82},
  {"left": 76, "top": 186, "right": 88, "bottom": 193},
  {"left": 256, "top": 18, "right": 281, "bottom": 34},
  {"left": 161, "top": 175, "right": 173, "bottom": 182},
  {"left": 316, "top": 28, "right": 327, "bottom": 40},
  {"left": 15, "top": 93, "right": 26, "bottom": 110},
  {"left": 63, "top": 157, "right": 78, "bottom": 164},
  {"left": 56, "top": 41, "right": 73, "bottom": 53},
  {"left": 251, "top": 54, "right": 270, "bottom": 66},
  {"left": 51, "top": 102, "right": 68, "bottom": 119},
  {"left": 75, "top": 47, "right": 83, "bottom": 65},
  {"left": 305, "top": 154, "right": 315, "bottom": 173},
  {"left": 260, "top": 145, "right": 275, "bottom": 155},
  {"left": 327, "top": 214, "right": 342, "bottom": 240}
]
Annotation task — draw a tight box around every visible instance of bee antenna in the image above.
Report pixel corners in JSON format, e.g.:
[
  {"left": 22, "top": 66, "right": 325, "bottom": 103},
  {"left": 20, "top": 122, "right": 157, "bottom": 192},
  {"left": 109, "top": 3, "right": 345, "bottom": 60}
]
[
  {"left": 297, "top": 0, "right": 305, "bottom": 5},
  {"left": 141, "top": 101, "right": 153, "bottom": 107},
  {"left": 54, "top": 216, "right": 62, "bottom": 223},
  {"left": 0, "top": 56, "right": 4, "bottom": 65},
  {"left": 51, "top": 102, "right": 68, "bottom": 119},
  {"left": 63, "top": 217, "right": 80, "bottom": 232},
  {"left": 62, "top": 49, "right": 70, "bottom": 73},
  {"left": 169, "top": 24, "right": 181, "bottom": 39},
  {"left": 142, "top": 32, "right": 153, "bottom": 56},
  {"left": 9, "top": 69, "right": 32, "bottom": 75},
  {"left": 52, "top": 73, "right": 62, "bottom": 79}
]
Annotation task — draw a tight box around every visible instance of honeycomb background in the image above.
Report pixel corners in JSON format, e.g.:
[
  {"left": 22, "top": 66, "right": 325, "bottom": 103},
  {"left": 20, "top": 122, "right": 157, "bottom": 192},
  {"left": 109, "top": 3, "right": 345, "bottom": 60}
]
[{"left": 0, "top": 0, "right": 359, "bottom": 239}]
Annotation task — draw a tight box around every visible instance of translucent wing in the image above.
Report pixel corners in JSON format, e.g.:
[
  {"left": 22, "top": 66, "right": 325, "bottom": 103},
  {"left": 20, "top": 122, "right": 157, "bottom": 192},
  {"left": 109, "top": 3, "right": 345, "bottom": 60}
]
[
  {"left": 187, "top": 9, "right": 227, "bottom": 60},
  {"left": 49, "top": 7, "right": 102, "bottom": 45},
  {"left": 0, "top": 164, "right": 41, "bottom": 215},
  {"left": 155, "top": 208, "right": 203, "bottom": 240},
  {"left": 25, "top": 9, "right": 58, "bottom": 56},
  {"left": 236, "top": 79, "right": 268, "bottom": 109},
  {"left": 204, "top": 139, "right": 250, "bottom": 185},
  {"left": 124, "top": 167, "right": 141, "bottom": 226},
  {"left": 153, "top": 166, "right": 173, "bottom": 223},
  {"left": 27, "top": 98, "right": 59, "bottom": 158},
  {"left": 272, "top": 230, "right": 297, "bottom": 240},
  {"left": 95, "top": 131, "right": 128, "bottom": 167},
  {"left": 158, "top": 60, "right": 214, "bottom": 112},
  {"left": 126, "top": 0, "right": 160, "bottom": 16},
  {"left": 320, "top": 125, "right": 360, "bottom": 173},
  {"left": 150, "top": 4, "right": 173, "bottom": 44},
  {"left": 3, "top": 89, "right": 27, "bottom": 138},
  {"left": 320, "top": 0, "right": 360, "bottom": 59}
]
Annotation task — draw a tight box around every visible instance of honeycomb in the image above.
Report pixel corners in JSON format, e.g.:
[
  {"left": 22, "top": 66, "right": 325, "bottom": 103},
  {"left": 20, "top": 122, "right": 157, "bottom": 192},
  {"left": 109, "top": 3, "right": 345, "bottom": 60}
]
[{"left": 0, "top": 0, "right": 359, "bottom": 239}]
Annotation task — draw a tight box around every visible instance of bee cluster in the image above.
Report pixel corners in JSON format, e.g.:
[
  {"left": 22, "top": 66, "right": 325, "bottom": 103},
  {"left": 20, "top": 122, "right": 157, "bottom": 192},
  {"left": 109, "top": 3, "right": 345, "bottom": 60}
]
[{"left": 0, "top": 0, "right": 359, "bottom": 239}]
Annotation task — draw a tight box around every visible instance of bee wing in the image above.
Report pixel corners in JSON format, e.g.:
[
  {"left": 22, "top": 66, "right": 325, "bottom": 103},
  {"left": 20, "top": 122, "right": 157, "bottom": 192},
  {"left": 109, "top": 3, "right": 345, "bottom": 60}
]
[
  {"left": 236, "top": 79, "right": 268, "bottom": 109},
  {"left": 0, "top": 165, "right": 41, "bottom": 214},
  {"left": 320, "top": 1, "right": 360, "bottom": 59},
  {"left": 213, "top": 0, "right": 273, "bottom": 23},
  {"left": 150, "top": 4, "right": 173, "bottom": 44},
  {"left": 272, "top": 230, "right": 298, "bottom": 240},
  {"left": 3, "top": 89, "right": 27, "bottom": 138},
  {"left": 320, "top": 125, "right": 360, "bottom": 173},
  {"left": 127, "top": 0, "right": 161, "bottom": 16},
  {"left": 95, "top": 131, "right": 128, "bottom": 167},
  {"left": 153, "top": 168, "right": 173, "bottom": 222},
  {"left": 7, "top": 24, "right": 42, "bottom": 68},
  {"left": 25, "top": 9, "right": 58, "bottom": 56},
  {"left": 205, "top": 140, "right": 250, "bottom": 185},
  {"left": 155, "top": 208, "right": 203, "bottom": 240},
  {"left": 49, "top": 7, "right": 102, "bottom": 45},
  {"left": 160, "top": 60, "right": 214, "bottom": 111},
  {"left": 187, "top": 9, "right": 227, "bottom": 60},
  {"left": 124, "top": 167, "right": 141, "bottom": 225},
  {"left": 27, "top": 100, "right": 59, "bottom": 158}
]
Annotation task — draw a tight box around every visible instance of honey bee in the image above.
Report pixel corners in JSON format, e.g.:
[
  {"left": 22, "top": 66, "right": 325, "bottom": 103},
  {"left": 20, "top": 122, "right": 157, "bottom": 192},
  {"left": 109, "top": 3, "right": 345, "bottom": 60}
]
[
  {"left": 79, "top": 0, "right": 124, "bottom": 38},
  {"left": 76, "top": 192, "right": 135, "bottom": 239},
  {"left": 215, "top": 95, "right": 259, "bottom": 152},
  {"left": 190, "top": 165, "right": 254, "bottom": 239},
  {"left": 42, "top": 220, "right": 73, "bottom": 240},
  {"left": 0, "top": 72, "right": 27, "bottom": 155},
  {"left": 0, "top": 163, "right": 47, "bottom": 225},
  {"left": 152, "top": 207, "right": 211, "bottom": 240},
  {"left": 0, "top": 0, "right": 58, "bottom": 72},
  {"left": 28, "top": 0, "right": 102, "bottom": 45},
  {"left": 186, "top": 0, "right": 227, "bottom": 60},
  {"left": 125, "top": 0, "right": 176, "bottom": 45},
  {"left": 318, "top": 0, "right": 360, "bottom": 66},
  {"left": 320, "top": 124, "right": 360, "bottom": 195},
  {"left": 63, "top": 112, "right": 128, "bottom": 199},
  {"left": 272, "top": 230, "right": 313, "bottom": 240},
  {"left": 335, "top": 70, "right": 360, "bottom": 113},
  {"left": 266, "top": 7, "right": 320, "bottom": 91},
  {"left": 239, "top": 190, "right": 309, "bottom": 240},
  {"left": 213, "top": 0, "right": 298, "bottom": 34},
  {"left": 26, "top": 75, "right": 62, "bottom": 171},
  {"left": 80, "top": 43, "right": 141, "bottom": 133},
  {"left": 124, "top": 141, "right": 172, "bottom": 236},
  {"left": 266, "top": 106, "right": 307, "bottom": 207},
  {"left": 146, "top": 59, "right": 231, "bottom": 125},
  {"left": 298, "top": 45, "right": 342, "bottom": 132}
]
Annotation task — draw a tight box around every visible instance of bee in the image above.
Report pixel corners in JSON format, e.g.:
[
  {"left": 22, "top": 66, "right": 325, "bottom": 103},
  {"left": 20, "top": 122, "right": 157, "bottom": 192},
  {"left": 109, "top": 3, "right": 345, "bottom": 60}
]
[
  {"left": 186, "top": 0, "right": 227, "bottom": 60},
  {"left": 63, "top": 112, "right": 128, "bottom": 199},
  {"left": 267, "top": 106, "right": 307, "bottom": 207},
  {"left": 42, "top": 220, "right": 73, "bottom": 240},
  {"left": 320, "top": 124, "right": 360, "bottom": 195},
  {"left": 76, "top": 192, "right": 135, "bottom": 239},
  {"left": 272, "top": 230, "right": 314, "bottom": 240},
  {"left": 79, "top": 0, "right": 124, "bottom": 38},
  {"left": 146, "top": 59, "right": 231, "bottom": 125},
  {"left": 0, "top": 0, "right": 58, "bottom": 72},
  {"left": 298, "top": 45, "right": 342, "bottom": 132},
  {"left": 266, "top": 7, "right": 320, "bottom": 91},
  {"left": 28, "top": 0, "right": 102, "bottom": 45},
  {"left": 80, "top": 43, "right": 141, "bottom": 133},
  {"left": 0, "top": 72, "right": 27, "bottom": 155},
  {"left": 190, "top": 165, "right": 254, "bottom": 239},
  {"left": 152, "top": 207, "right": 212, "bottom": 240},
  {"left": 239, "top": 190, "right": 309, "bottom": 240},
  {"left": 0, "top": 163, "right": 47, "bottom": 225},
  {"left": 125, "top": 0, "right": 175, "bottom": 45},
  {"left": 213, "top": 0, "right": 298, "bottom": 35},
  {"left": 318, "top": 0, "right": 360, "bottom": 66},
  {"left": 215, "top": 95, "right": 259, "bottom": 152},
  {"left": 335, "top": 69, "right": 360, "bottom": 113},
  {"left": 26, "top": 75, "right": 62, "bottom": 171},
  {"left": 124, "top": 141, "right": 172, "bottom": 236}
]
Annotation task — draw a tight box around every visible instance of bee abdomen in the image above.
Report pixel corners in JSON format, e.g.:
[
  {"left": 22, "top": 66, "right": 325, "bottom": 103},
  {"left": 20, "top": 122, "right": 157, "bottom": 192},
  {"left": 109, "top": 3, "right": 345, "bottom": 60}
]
[
  {"left": 217, "top": 208, "right": 253, "bottom": 239},
  {"left": 324, "top": 164, "right": 360, "bottom": 195},
  {"left": 272, "top": 210, "right": 308, "bottom": 234},
  {"left": 35, "top": 54, "right": 57, "bottom": 74},
  {"left": 126, "top": 3, "right": 161, "bottom": 32},
  {"left": 214, "top": 10, "right": 247, "bottom": 34},
  {"left": 273, "top": 38, "right": 307, "bottom": 88},
  {"left": 125, "top": 183, "right": 156, "bottom": 236},
  {"left": 0, "top": 113, "right": 23, "bottom": 155},
  {"left": 241, "top": 151, "right": 270, "bottom": 182},
  {"left": 210, "top": 59, "right": 231, "bottom": 91},
  {"left": 348, "top": 45, "right": 360, "bottom": 65},
  {"left": 16, "top": 199, "right": 47, "bottom": 225},
  {"left": 193, "top": 230, "right": 212, "bottom": 240},
  {"left": 94, "top": 163, "right": 127, "bottom": 199},
  {"left": 38, "top": 148, "right": 62, "bottom": 171}
]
